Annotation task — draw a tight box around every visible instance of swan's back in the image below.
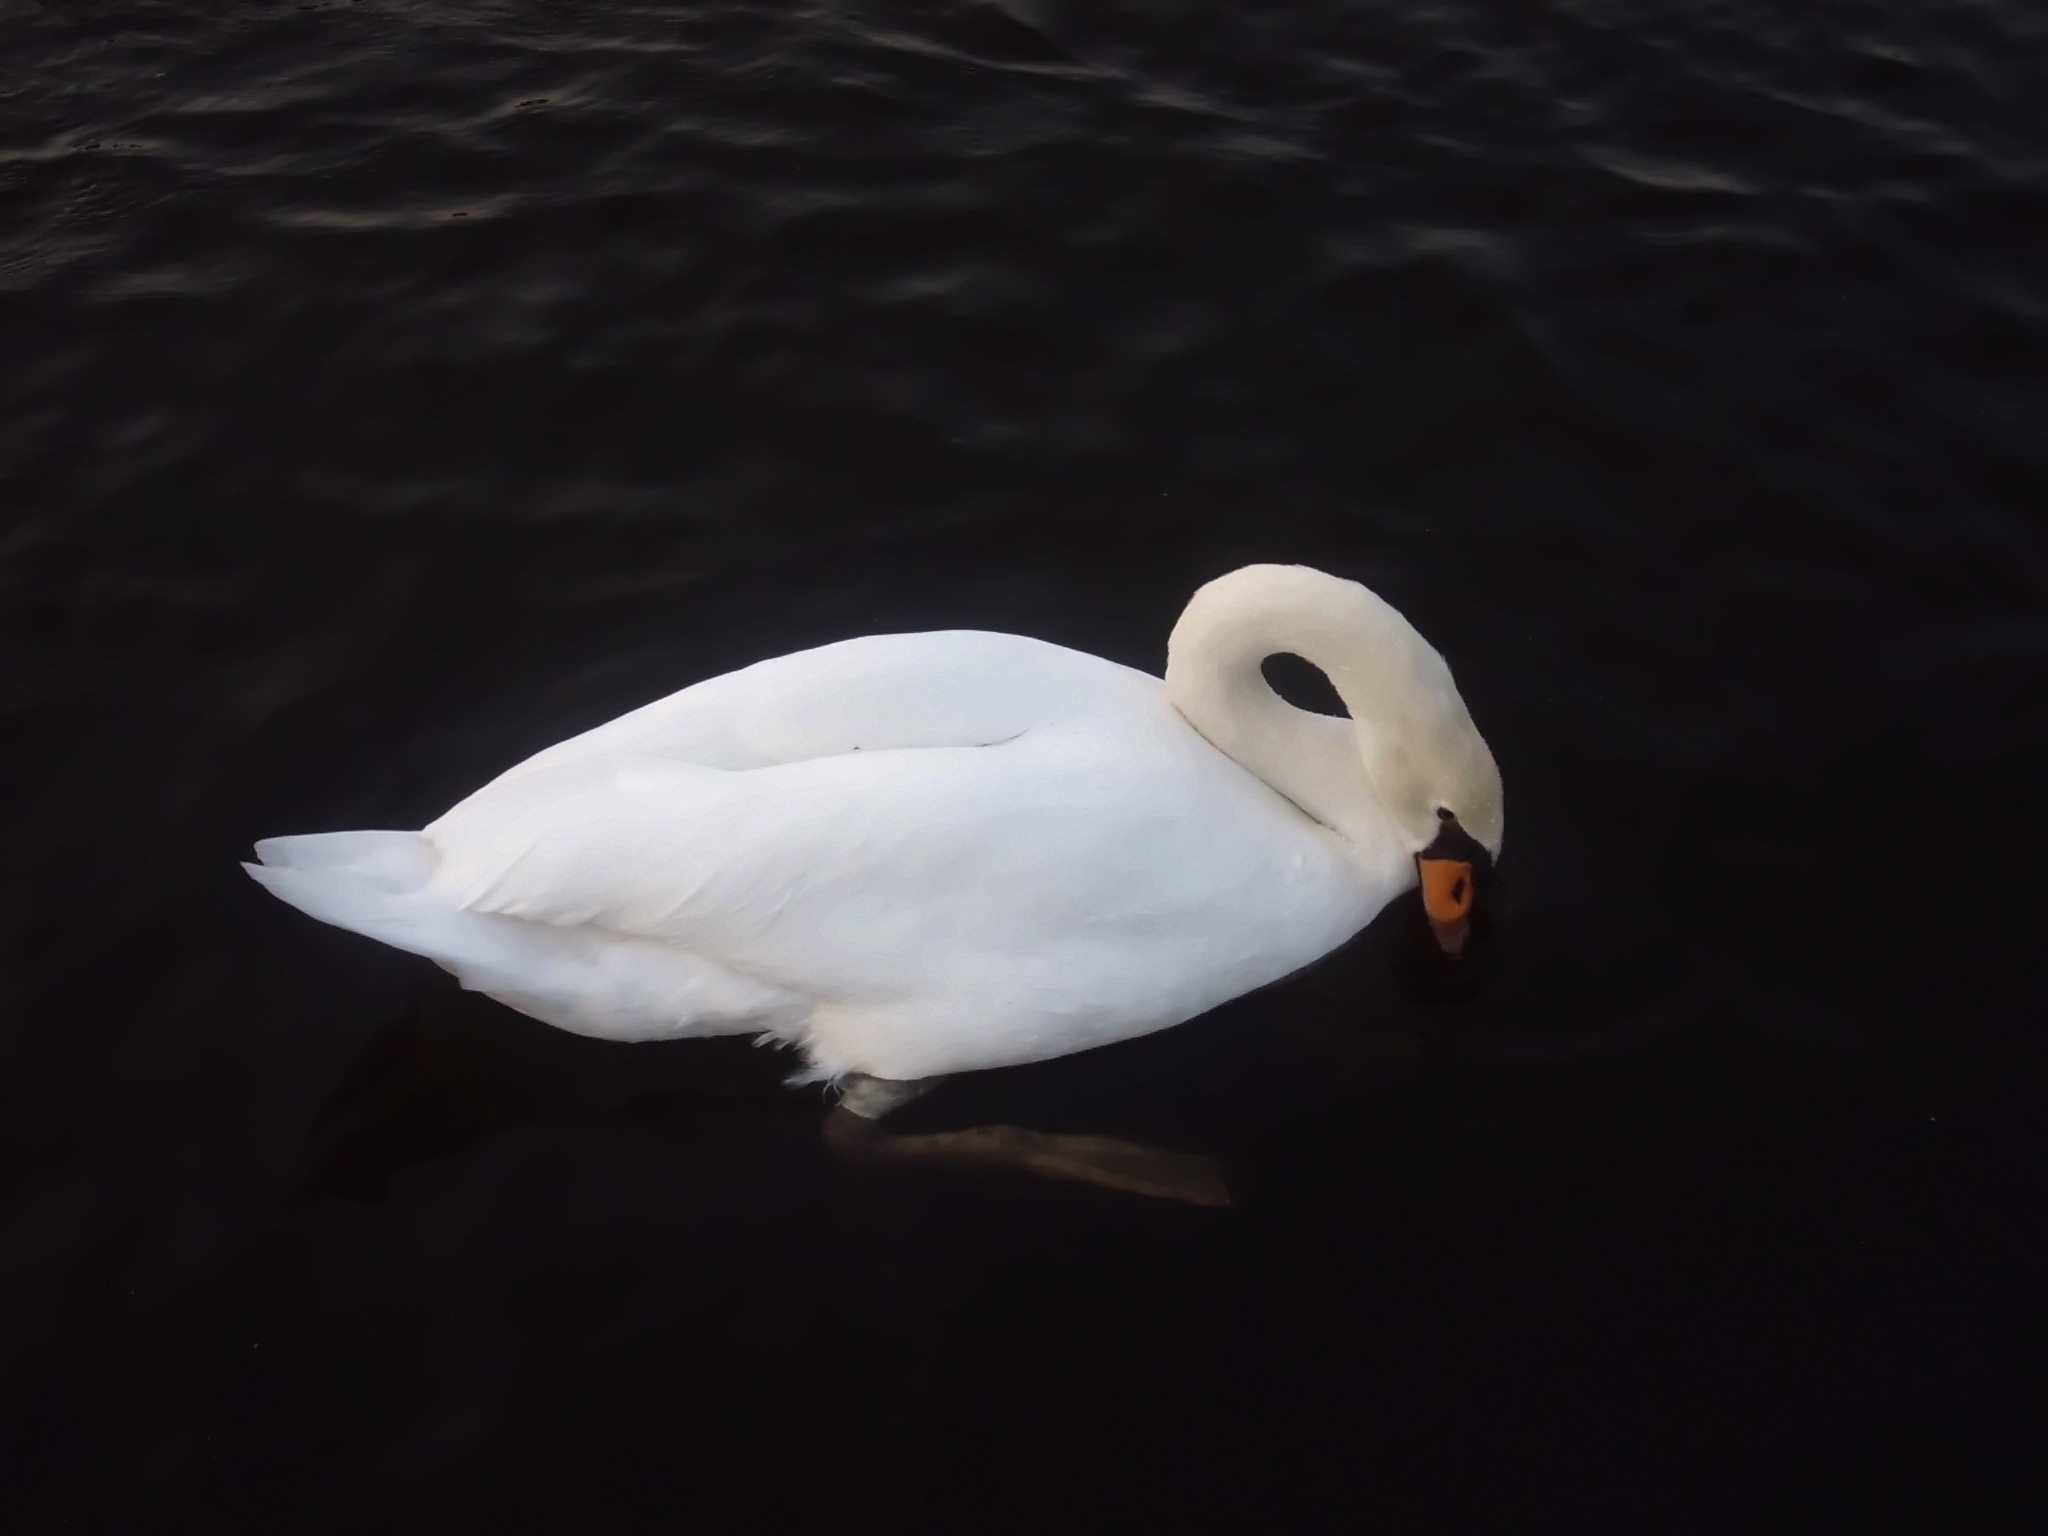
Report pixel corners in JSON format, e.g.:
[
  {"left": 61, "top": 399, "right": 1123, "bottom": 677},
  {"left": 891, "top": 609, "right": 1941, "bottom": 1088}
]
[{"left": 457, "top": 630, "right": 1157, "bottom": 788}]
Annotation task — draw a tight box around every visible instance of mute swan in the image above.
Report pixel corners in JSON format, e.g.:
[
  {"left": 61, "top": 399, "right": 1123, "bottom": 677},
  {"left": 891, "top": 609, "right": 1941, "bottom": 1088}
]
[{"left": 248, "top": 564, "right": 1502, "bottom": 1203}]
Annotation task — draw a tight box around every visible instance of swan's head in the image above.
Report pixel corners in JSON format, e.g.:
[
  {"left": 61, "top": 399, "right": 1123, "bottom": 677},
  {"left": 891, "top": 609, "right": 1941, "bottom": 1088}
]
[{"left": 1351, "top": 670, "right": 1503, "bottom": 955}]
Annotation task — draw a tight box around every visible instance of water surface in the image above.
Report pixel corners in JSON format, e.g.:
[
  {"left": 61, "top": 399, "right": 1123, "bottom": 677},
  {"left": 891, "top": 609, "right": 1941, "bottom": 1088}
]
[{"left": 6, "top": 2, "right": 2045, "bottom": 1526}]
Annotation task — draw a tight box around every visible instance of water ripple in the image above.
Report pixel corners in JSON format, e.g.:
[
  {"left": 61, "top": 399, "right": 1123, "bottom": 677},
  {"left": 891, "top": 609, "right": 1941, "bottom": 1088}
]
[{"left": 2, "top": 0, "right": 2042, "bottom": 599}]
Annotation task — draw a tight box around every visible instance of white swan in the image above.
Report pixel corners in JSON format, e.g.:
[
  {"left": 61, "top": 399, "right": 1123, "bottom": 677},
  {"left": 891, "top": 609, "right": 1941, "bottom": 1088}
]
[{"left": 248, "top": 564, "right": 1502, "bottom": 1198}]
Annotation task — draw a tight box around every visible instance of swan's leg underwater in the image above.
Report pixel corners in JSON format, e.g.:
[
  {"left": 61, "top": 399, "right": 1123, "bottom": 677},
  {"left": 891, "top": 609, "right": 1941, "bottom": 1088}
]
[{"left": 821, "top": 1074, "right": 1231, "bottom": 1208}]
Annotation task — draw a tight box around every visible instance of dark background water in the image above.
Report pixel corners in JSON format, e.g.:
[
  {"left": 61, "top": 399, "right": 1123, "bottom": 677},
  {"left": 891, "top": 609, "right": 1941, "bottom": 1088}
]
[{"left": 6, "top": 1, "right": 2046, "bottom": 1527}]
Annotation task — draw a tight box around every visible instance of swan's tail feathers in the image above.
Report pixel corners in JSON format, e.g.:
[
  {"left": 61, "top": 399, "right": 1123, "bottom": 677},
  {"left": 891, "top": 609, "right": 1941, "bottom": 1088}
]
[
  {"left": 244, "top": 829, "right": 470, "bottom": 966},
  {"left": 245, "top": 828, "right": 798, "bottom": 1045},
  {"left": 252, "top": 830, "right": 437, "bottom": 891}
]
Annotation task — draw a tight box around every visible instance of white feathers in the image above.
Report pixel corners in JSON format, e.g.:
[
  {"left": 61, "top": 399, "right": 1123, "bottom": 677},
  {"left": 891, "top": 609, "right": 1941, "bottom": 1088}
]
[
  {"left": 247, "top": 566, "right": 1502, "bottom": 1082},
  {"left": 252, "top": 830, "right": 437, "bottom": 889}
]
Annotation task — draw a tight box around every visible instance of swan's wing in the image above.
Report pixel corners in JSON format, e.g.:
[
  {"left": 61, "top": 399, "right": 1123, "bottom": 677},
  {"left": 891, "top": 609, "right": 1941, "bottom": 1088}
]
[
  {"left": 430, "top": 730, "right": 1151, "bottom": 948},
  {"left": 421, "top": 711, "right": 1345, "bottom": 1014}
]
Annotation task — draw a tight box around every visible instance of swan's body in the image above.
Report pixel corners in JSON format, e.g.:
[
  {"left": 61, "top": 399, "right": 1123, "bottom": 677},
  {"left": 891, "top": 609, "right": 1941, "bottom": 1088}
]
[{"left": 249, "top": 565, "right": 1502, "bottom": 1095}]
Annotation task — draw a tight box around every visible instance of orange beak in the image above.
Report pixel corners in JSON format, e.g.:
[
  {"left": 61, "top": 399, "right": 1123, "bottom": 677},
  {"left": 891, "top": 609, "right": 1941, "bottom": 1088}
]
[{"left": 1418, "top": 856, "right": 1475, "bottom": 956}]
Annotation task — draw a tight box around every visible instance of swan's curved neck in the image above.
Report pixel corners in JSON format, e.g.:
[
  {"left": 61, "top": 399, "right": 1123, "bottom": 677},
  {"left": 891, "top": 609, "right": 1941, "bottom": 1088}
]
[{"left": 1163, "top": 566, "right": 1423, "bottom": 851}]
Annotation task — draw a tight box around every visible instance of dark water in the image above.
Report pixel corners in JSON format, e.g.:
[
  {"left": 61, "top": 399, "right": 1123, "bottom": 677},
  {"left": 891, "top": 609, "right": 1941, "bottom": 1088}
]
[{"left": 7, "top": 1, "right": 2046, "bottom": 1526}]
